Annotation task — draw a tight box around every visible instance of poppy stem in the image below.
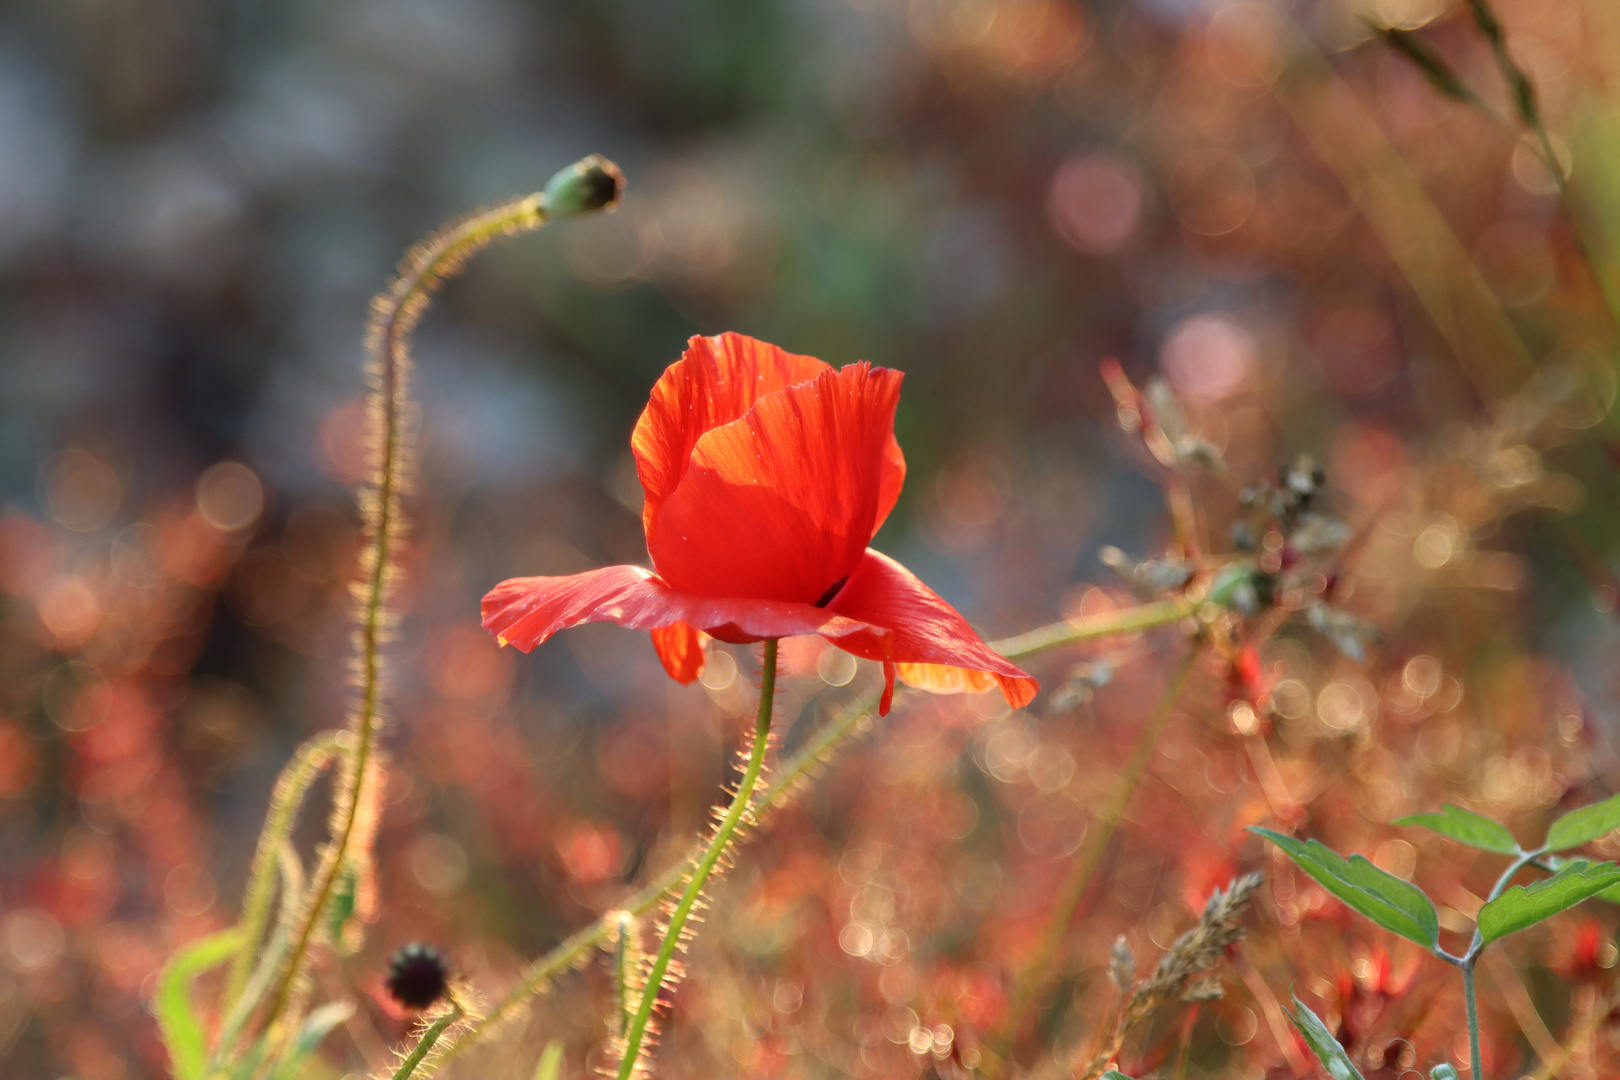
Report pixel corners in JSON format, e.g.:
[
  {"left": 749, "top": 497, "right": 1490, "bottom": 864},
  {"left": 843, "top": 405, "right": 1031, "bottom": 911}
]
[
  {"left": 218, "top": 729, "right": 349, "bottom": 1043},
  {"left": 444, "top": 597, "right": 1199, "bottom": 1061},
  {"left": 390, "top": 1000, "right": 466, "bottom": 1080},
  {"left": 614, "top": 639, "right": 779, "bottom": 1080},
  {"left": 258, "top": 158, "right": 623, "bottom": 1039}
]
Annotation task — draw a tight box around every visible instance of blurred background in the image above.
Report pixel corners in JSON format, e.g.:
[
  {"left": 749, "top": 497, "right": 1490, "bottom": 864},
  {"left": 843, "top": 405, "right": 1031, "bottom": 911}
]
[{"left": 3, "top": 0, "right": 1620, "bottom": 1075}]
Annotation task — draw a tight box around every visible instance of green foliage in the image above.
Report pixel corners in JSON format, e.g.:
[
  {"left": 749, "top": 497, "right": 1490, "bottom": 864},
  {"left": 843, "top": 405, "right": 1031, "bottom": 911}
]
[
  {"left": 533, "top": 1040, "right": 565, "bottom": 1080},
  {"left": 1394, "top": 804, "right": 1519, "bottom": 854},
  {"left": 155, "top": 927, "right": 242, "bottom": 1080},
  {"left": 1477, "top": 859, "right": 1620, "bottom": 943},
  {"left": 1100, "top": 1073, "right": 1136, "bottom": 1080},
  {"left": 1285, "top": 992, "right": 1366, "bottom": 1080},
  {"left": 1545, "top": 792, "right": 1620, "bottom": 851},
  {"left": 1252, "top": 828, "right": 1438, "bottom": 949}
]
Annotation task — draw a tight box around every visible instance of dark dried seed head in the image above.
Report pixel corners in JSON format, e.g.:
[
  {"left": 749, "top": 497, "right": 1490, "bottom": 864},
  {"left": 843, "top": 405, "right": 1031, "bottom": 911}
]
[{"left": 386, "top": 942, "right": 450, "bottom": 1010}]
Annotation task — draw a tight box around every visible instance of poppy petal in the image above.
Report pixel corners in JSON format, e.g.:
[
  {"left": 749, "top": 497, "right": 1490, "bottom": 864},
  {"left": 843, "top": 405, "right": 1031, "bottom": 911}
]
[
  {"left": 648, "top": 363, "right": 905, "bottom": 603},
  {"left": 481, "top": 565, "right": 879, "bottom": 652},
  {"left": 821, "top": 550, "right": 1038, "bottom": 712},
  {"left": 632, "top": 333, "right": 830, "bottom": 538},
  {"left": 650, "top": 621, "right": 709, "bottom": 683},
  {"left": 894, "top": 663, "right": 999, "bottom": 696},
  {"left": 873, "top": 435, "right": 906, "bottom": 537}
]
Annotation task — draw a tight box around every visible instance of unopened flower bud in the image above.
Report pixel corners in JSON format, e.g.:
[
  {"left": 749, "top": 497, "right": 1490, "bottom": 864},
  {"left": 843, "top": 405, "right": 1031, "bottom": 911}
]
[{"left": 543, "top": 155, "right": 624, "bottom": 218}]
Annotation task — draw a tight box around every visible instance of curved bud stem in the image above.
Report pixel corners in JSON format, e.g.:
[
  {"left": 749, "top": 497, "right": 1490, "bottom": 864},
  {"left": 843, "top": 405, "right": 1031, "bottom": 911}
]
[{"left": 258, "top": 157, "right": 622, "bottom": 1036}]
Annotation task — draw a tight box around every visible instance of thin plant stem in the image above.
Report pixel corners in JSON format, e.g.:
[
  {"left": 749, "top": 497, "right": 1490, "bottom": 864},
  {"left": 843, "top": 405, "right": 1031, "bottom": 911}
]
[
  {"left": 1465, "top": 0, "right": 1620, "bottom": 330},
  {"left": 261, "top": 159, "right": 621, "bottom": 1033},
  {"left": 1526, "top": 988, "right": 1619, "bottom": 1080},
  {"left": 1529, "top": 120, "right": 1620, "bottom": 331},
  {"left": 224, "top": 730, "right": 348, "bottom": 1008},
  {"left": 615, "top": 639, "right": 780, "bottom": 1080},
  {"left": 1465, "top": 963, "right": 1484, "bottom": 1080},
  {"left": 1482, "top": 951, "right": 1561, "bottom": 1070},
  {"left": 991, "top": 597, "right": 1195, "bottom": 659},
  {"left": 446, "top": 597, "right": 1197, "bottom": 1060},
  {"left": 391, "top": 1002, "right": 465, "bottom": 1080},
  {"left": 611, "top": 911, "right": 639, "bottom": 1038},
  {"left": 985, "top": 642, "right": 1205, "bottom": 1076}
]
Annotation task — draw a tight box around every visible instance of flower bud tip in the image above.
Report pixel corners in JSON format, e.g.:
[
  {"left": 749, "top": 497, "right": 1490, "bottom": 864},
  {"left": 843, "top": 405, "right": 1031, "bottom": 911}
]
[{"left": 543, "top": 155, "right": 624, "bottom": 218}]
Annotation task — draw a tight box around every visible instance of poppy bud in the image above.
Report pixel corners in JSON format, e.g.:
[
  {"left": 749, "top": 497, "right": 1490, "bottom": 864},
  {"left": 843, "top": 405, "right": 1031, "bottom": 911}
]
[
  {"left": 543, "top": 155, "right": 624, "bottom": 218},
  {"left": 385, "top": 942, "right": 450, "bottom": 1010}
]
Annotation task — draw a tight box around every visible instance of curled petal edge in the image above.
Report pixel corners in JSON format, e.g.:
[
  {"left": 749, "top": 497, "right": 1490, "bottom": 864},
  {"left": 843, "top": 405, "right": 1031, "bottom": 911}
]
[
  {"left": 823, "top": 550, "right": 1038, "bottom": 714},
  {"left": 482, "top": 564, "right": 878, "bottom": 654},
  {"left": 483, "top": 556, "right": 1037, "bottom": 717}
]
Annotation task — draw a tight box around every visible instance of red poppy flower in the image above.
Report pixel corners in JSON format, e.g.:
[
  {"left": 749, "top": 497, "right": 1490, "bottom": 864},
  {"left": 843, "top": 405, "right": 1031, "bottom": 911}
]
[{"left": 481, "top": 332, "right": 1037, "bottom": 715}]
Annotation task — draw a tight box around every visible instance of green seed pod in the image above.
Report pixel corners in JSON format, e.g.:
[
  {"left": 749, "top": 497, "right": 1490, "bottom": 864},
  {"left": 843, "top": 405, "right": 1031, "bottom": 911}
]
[{"left": 543, "top": 155, "right": 625, "bottom": 218}]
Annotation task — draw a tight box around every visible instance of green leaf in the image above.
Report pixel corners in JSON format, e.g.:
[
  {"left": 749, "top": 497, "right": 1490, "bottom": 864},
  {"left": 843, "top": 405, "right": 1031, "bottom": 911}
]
[
  {"left": 1285, "top": 992, "right": 1366, "bottom": 1080},
  {"left": 533, "top": 1039, "right": 565, "bottom": 1080},
  {"left": 155, "top": 927, "right": 242, "bottom": 1080},
  {"left": 1100, "top": 1074, "right": 1137, "bottom": 1080},
  {"left": 1477, "top": 859, "right": 1620, "bottom": 943},
  {"left": 1545, "top": 792, "right": 1620, "bottom": 851},
  {"left": 1252, "top": 828, "right": 1438, "bottom": 948},
  {"left": 1394, "top": 804, "right": 1518, "bottom": 854},
  {"left": 1431, "top": 1065, "right": 1460, "bottom": 1080},
  {"left": 271, "top": 1001, "right": 355, "bottom": 1080}
]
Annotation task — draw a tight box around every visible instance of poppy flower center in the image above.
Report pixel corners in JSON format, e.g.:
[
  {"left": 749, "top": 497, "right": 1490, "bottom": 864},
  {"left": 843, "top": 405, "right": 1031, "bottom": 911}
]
[{"left": 814, "top": 576, "right": 850, "bottom": 608}]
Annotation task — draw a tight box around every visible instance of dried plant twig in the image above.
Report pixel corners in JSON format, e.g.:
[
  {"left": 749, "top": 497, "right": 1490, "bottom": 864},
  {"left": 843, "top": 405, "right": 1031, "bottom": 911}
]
[{"left": 1077, "top": 873, "right": 1264, "bottom": 1080}]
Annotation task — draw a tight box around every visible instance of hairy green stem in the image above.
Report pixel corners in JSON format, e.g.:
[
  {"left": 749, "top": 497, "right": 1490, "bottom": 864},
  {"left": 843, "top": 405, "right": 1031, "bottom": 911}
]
[
  {"left": 985, "top": 642, "right": 1205, "bottom": 1076},
  {"left": 991, "top": 597, "right": 1195, "bottom": 659},
  {"left": 261, "top": 158, "right": 620, "bottom": 1035},
  {"left": 615, "top": 639, "right": 780, "bottom": 1079},
  {"left": 445, "top": 596, "right": 1197, "bottom": 1060},
  {"left": 225, "top": 731, "right": 348, "bottom": 1008},
  {"left": 391, "top": 1003, "right": 465, "bottom": 1080},
  {"left": 611, "top": 911, "right": 638, "bottom": 1038}
]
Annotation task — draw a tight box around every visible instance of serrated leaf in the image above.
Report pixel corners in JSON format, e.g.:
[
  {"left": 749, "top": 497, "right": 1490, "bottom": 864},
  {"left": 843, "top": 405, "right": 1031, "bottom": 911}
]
[
  {"left": 1286, "top": 992, "right": 1366, "bottom": 1080},
  {"left": 1252, "top": 828, "right": 1438, "bottom": 948},
  {"left": 1545, "top": 792, "right": 1620, "bottom": 851},
  {"left": 1477, "top": 859, "right": 1620, "bottom": 943},
  {"left": 533, "top": 1039, "right": 565, "bottom": 1080},
  {"left": 1394, "top": 804, "right": 1518, "bottom": 854},
  {"left": 155, "top": 927, "right": 242, "bottom": 1080}
]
